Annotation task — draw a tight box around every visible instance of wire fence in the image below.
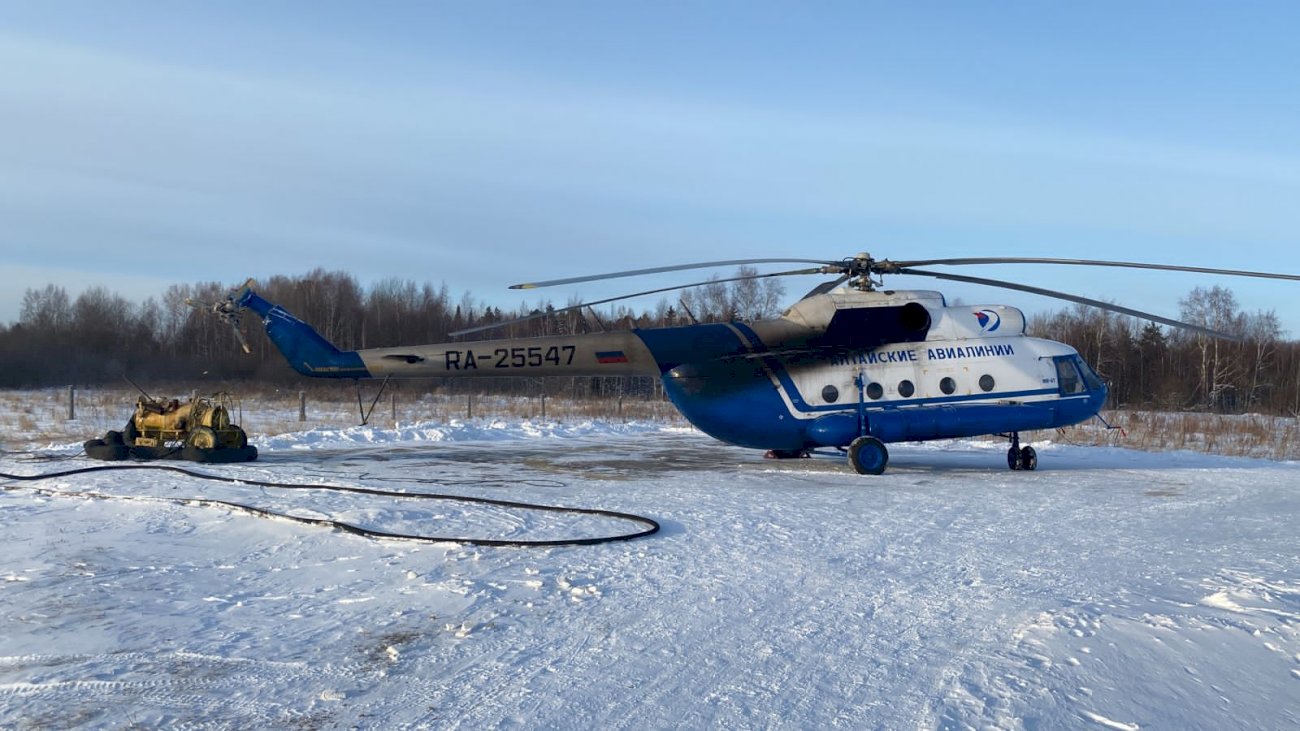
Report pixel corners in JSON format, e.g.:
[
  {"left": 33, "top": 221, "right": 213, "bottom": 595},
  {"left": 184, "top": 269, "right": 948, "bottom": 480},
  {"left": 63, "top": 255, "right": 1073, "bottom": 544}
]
[{"left": 2, "top": 387, "right": 1295, "bottom": 461}]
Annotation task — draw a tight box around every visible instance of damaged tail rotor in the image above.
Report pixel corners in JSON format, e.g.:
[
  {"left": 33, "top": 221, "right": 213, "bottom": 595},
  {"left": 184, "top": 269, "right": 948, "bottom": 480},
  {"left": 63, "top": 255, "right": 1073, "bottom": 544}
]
[{"left": 185, "top": 278, "right": 256, "bottom": 354}]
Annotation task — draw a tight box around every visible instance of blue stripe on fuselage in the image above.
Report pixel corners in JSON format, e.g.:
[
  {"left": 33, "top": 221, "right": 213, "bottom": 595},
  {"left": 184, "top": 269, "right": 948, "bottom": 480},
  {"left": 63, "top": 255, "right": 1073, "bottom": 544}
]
[{"left": 729, "top": 322, "right": 1064, "bottom": 414}]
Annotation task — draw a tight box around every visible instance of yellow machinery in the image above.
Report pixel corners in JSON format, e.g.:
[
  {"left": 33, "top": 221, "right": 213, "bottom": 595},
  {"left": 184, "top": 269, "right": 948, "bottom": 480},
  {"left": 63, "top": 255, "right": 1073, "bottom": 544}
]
[
  {"left": 85, "top": 384, "right": 256, "bottom": 462},
  {"left": 125, "top": 393, "right": 249, "bottom": 449}
]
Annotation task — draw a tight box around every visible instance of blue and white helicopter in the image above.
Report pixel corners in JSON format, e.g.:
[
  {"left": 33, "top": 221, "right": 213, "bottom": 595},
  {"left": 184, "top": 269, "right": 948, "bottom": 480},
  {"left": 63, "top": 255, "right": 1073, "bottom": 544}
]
[{"left": 197, "top": 254, "right": 1297, "bottom": 475}]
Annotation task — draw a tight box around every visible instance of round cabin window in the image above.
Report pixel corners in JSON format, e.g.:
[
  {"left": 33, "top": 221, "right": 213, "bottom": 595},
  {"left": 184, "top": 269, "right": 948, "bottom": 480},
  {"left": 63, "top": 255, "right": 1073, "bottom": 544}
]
[
  {"left": 898, "top": 380, "right": 915, "bottom": 398},
  {"left": 979, "top": 374, "right": 995, "bottom": 392},
  {"left": 866, "top": 382, "right": 884, "bottom": 400},
  {"left": 822, "top": 384, "right": 840, "bottom": 403},
  {"left": 940, "top": 377, "right": 956, "bottom": 395}
]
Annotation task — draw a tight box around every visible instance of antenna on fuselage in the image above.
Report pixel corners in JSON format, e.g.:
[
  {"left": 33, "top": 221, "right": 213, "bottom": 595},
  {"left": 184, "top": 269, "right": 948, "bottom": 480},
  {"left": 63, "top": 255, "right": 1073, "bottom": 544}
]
[
  {"left": 678, "top": 298, "right": 698, "bottom": 325},
  {"left": 585, "top": 306, "right": 608, "bottom": 333}
]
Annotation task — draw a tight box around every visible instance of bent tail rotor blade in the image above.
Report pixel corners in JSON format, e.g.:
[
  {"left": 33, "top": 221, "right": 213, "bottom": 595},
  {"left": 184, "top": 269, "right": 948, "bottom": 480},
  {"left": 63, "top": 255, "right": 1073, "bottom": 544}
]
[
  {"left": 891, "top": 257, "right": 1300, "bottom": 282},
  {"left": 453, "top": 267, "right": 826, "bottom": 337},
  {"left": 509, "top": 258, "right": 840, "bottom": 290},
  {"left": 229, "top": 322, "right": 251, "bottom": 354},
  {"left": 895, "top": 267, "right": 1243, "bottom": 341},
  {"left": 186, "top": 279, "right": 257, "bottom": 353}
]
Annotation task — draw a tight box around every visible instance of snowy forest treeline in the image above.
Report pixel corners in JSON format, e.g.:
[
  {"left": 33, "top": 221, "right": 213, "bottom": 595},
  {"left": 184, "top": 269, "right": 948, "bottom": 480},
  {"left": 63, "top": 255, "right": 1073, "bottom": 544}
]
[{"left": 2, "top": 268, "right": 1297, "bottom": 415}]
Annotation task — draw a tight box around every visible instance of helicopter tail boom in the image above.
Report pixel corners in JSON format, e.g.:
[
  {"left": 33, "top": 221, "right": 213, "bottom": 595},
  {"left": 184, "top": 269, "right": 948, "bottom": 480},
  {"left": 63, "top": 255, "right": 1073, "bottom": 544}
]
[
  {"left": 236, "top": 288, "right": 661, "bottom": 379},
  {"left": 358, "top": 331, "right": 659, "bottom": 378}
]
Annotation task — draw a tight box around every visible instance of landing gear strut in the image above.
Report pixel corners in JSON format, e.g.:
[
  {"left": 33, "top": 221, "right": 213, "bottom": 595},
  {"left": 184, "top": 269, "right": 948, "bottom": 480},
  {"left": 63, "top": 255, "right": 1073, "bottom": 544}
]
[
  {"left": 1006, "top": 432, "right": 1037, "bottom": 471},
  {"left": 844, "top": 372, "right": 889, "bottom": 475}
]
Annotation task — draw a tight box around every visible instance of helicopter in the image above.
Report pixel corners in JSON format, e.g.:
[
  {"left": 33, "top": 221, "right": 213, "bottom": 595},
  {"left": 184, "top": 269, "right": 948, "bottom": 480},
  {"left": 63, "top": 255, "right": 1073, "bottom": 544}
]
[{"left": 194, "top": 253, "right": 1299, "bottom": 475}]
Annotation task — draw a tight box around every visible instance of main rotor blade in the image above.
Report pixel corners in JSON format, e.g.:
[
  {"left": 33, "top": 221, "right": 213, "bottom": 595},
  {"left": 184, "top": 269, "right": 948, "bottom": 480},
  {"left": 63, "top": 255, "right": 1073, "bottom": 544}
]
[
  {"left": 890, "top": 257, "right": 1300, "bottom": 282},
  {"left": 895, "top": 267, "right": 1243, "bottom": 341},
  {"left": 510, "top": 258, "right": 838, "bottom": 290},
  {"left": 453, "top": 267, "right": 825, "bottom": 337},
  {"left": 799, "top": 273, "right": 851, "bottom": 300}
]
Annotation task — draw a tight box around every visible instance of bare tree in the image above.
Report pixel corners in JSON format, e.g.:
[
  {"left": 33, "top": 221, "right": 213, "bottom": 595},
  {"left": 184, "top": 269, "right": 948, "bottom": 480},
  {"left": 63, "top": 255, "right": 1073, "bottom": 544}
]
[
  {"left": 19, "top": 284, "right": 72, "bottom": 334},
  {"left": 699, "top": 276, "right": 733, "bottom": 322},
  {"left": 1179, "top": 285, "right": 1244, "bottom": 410},
  {"left": 1243, "top": 309, "right": 1283, "bottom": 409}
]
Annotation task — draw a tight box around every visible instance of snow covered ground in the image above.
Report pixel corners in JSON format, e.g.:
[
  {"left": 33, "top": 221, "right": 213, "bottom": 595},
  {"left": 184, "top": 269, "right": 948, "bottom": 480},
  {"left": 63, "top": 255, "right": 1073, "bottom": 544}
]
[{"left": 2, "top": 420, "right": 1299, "bottom": 729}]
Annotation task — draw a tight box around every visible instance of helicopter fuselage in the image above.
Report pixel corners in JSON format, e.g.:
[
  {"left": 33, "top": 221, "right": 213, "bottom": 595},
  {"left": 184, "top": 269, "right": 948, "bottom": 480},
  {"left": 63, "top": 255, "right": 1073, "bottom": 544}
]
[{"left": 240, "top": 287, "right": 1108, "bottom": 458}]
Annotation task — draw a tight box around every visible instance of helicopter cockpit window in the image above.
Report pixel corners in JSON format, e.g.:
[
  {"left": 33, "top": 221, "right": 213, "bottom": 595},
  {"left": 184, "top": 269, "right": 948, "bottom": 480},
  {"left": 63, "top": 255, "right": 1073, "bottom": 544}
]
[
  {"left": 1076, "top": 357, "right": 1104, "bottom": 391},
  {"left": 822, "top": 385, "right": 840, "bottom": 403},
  {"left": 1055, "top": 359, "right": 1086, "bottom": 394}
]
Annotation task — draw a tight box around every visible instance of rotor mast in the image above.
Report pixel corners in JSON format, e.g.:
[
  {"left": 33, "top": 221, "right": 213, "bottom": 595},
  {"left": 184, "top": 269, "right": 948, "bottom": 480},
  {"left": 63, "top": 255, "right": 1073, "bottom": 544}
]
[{"left": 841, "top": 252, "right": 902, "bottom": 292}]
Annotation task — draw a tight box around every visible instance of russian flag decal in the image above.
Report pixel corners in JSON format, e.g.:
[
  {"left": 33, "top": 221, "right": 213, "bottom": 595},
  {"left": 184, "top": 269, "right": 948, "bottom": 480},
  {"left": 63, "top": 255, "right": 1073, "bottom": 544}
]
[{"left": 596, "top": 350, "right": 629, "bottom": 364}]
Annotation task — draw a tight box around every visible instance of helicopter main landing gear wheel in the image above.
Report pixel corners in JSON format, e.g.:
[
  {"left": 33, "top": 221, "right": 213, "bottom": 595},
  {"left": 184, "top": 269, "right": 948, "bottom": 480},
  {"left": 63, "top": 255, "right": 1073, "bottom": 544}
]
[
  {"left": 1006, "top": 432, "right": 1037, "bottom": 471},
  {"left": 848, "top": 436, "right": 889, "bottom": 475}
]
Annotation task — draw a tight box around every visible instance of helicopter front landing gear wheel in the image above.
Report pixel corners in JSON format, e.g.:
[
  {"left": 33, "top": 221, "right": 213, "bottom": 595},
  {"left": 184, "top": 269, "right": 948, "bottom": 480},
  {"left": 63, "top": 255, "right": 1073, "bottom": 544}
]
[
  {"left": 1006, "top": 432, "right": 1038, "bottom": 471},
  {"left": 848, "top": 436, "right": 889, "bottom": 475}
]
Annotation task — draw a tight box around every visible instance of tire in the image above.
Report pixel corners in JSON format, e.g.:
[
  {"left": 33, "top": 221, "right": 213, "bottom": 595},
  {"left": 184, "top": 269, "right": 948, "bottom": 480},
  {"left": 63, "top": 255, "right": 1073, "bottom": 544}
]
[
  {"left": 185, "top": 426, "right": 218, "bottom": 450},
  {"left": 225, "top": 426, "right": 248, "bottom": 449},
  {"left": 1007, "top": 447, "right": 1022, "bottom": 471},
  {"left": 848, "top": 436, "right": 889, "bottom": 475},
  {"left": 85, "top": 439, "right": 129, "bottom": 461},
  {"left": 1020, "top": 446, "right": 1038, "bottom": 471},
  {"left": 103, "top": 430, "right": 123, "bottom": 446},
  {"left": 123, "top": 418, "right": 140, "bottom": 446}
]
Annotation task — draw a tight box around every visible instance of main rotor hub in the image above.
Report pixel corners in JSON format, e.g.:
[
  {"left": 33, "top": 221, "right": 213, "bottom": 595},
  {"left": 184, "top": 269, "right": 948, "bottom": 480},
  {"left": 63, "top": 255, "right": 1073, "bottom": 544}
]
[{"left": 842, "top": 251, "right": 897, "bottom": 292}]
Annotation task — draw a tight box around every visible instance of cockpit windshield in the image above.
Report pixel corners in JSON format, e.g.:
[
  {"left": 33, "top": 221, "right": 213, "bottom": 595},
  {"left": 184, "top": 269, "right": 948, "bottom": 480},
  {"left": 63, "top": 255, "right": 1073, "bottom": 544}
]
[
  {"left": 1075, "top": 357, "right": 1104, "bottom": 391},
  {"left": 1054, "top": 356, "right": 1104, "bottom": 395}
]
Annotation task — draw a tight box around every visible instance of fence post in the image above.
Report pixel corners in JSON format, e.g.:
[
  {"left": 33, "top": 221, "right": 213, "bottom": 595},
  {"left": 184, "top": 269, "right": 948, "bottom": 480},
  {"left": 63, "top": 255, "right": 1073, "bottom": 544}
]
[
  {"left": 618, "top": 395, "right": 623, "bottom": 421},
  {"left": 299, "top": 391, "right": 307, "bottom": 422},
  {"left": 467, "top": 393, "right": 474, "bottom": 420},
  {"left": 391, "top": 392, "right": 397, "bottom": 424},
  {"left": 67, "top": 385, "right": 76, "bottom": 420},
  {"left": 541, "top": 393, "right": 547, "bottom": 419}
]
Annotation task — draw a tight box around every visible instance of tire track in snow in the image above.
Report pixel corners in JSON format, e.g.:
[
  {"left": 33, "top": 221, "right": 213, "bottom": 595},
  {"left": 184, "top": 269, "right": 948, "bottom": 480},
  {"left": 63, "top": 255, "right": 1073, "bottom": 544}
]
[{"left": 0, "top": 650, "right": 348, "bottom": 728}]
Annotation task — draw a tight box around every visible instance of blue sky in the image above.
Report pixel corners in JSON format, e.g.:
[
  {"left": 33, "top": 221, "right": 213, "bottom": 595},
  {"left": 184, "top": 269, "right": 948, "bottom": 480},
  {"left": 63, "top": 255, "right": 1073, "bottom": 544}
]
[{"left": 2, "top": 1, "right": 1298, "bottom": 334}]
